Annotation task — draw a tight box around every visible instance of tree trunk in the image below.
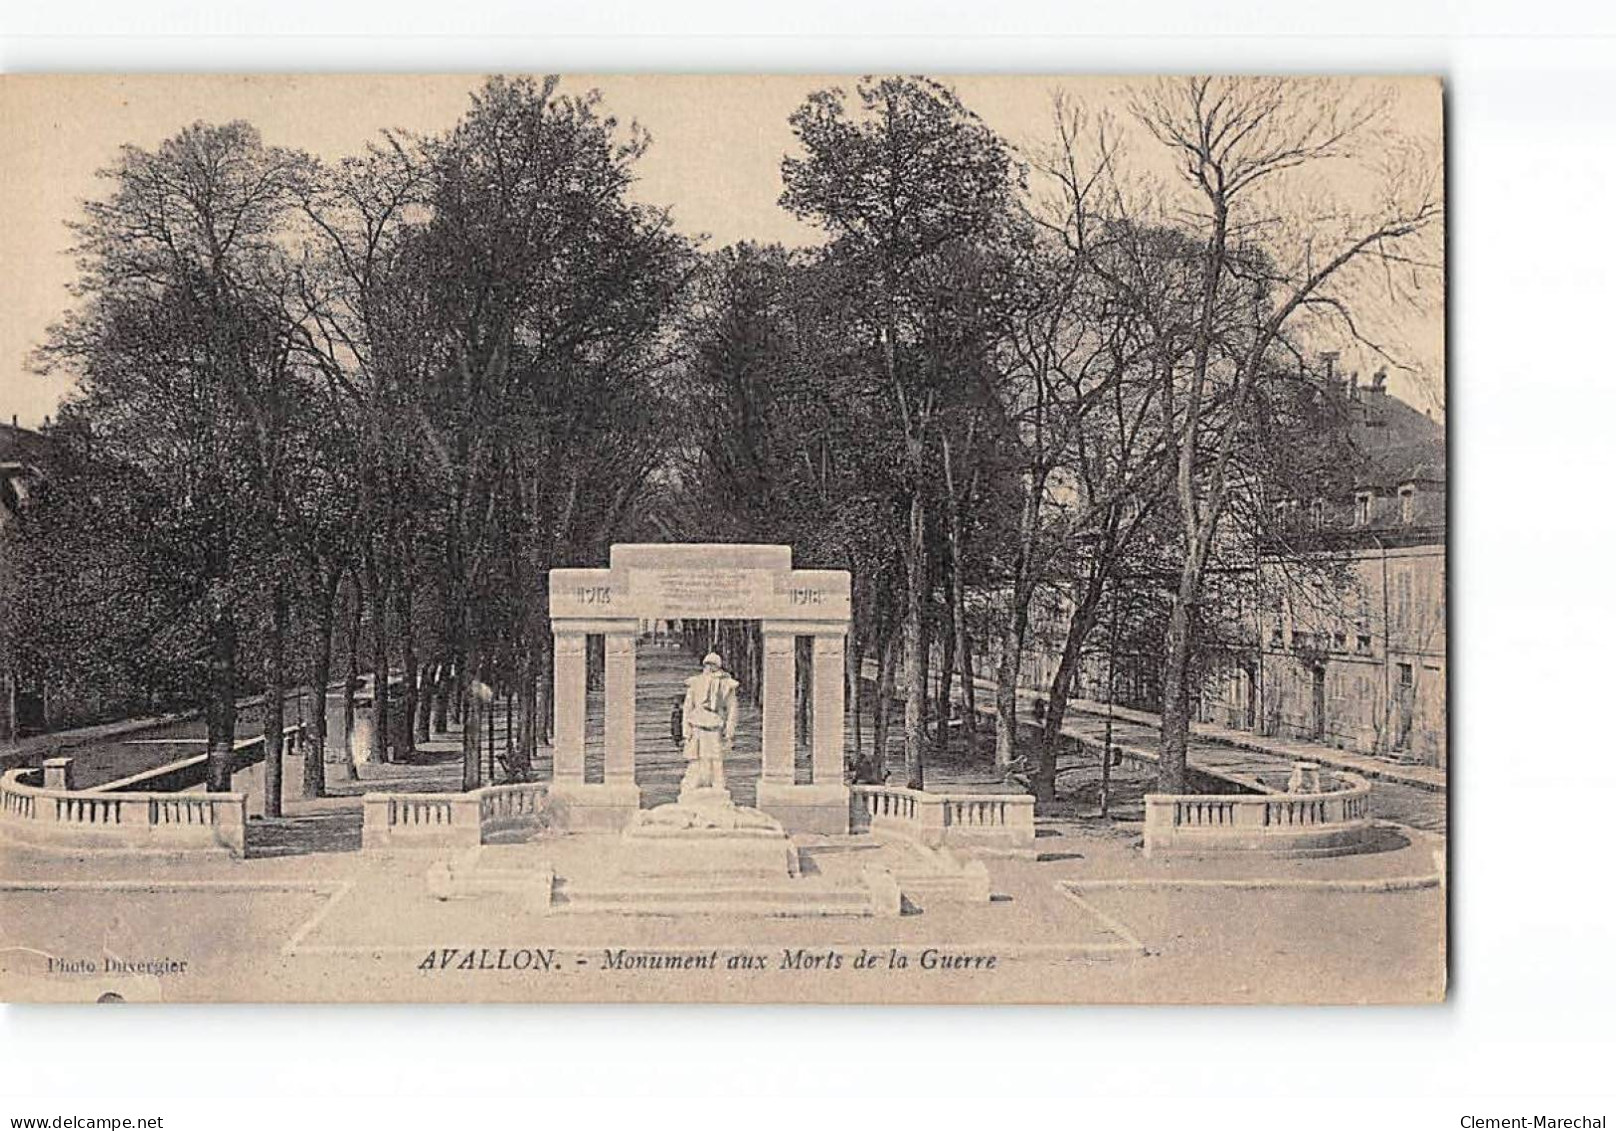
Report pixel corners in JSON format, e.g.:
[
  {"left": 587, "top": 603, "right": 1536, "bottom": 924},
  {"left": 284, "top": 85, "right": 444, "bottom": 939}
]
[
  {"left": 874, "top": 626, "right": 897, "bottom": 781},
  {"left": 1035, "top": 583, "right": 1106, "bottom": 803},
  {"left": 203, "top": 596, "right": 237, "bottom": 793},
  {"left": 417, "top": 661, "right": 436, "bottom": 744},
  {"left": 449, "top": 647, "right": 464, "bottom": 727},
  {"left": 504, "top": 690, "right": 515, "bottom": 775},
  {"left": 993, "top": 575, "right": 1036, "bottom": 771},
  {"left": 848, "top": 626, "right": 865, "bottom": 757},
  {"left": 432, "top": 659, "right": 450, "bottom": 734},
  {"left": 902, "top": 492, "right": 927, "bottom": 790},
  {"left": 795, "top": 635, "right": 812, "bottom": 749},
  {"left": 942, "top": 432, "right": 977, "bottom": 751},
  {"left": 1158, "top": 579, "right": 1197, "bottom": 795},
  {"left": 262, "top": 580, "right": 288, "bottom": 818},
  {"left": 994, "top": 623, "right": 1023, "bottom": 772},
  {"left": 303, "top": 569, "right": 338, "bottom": 800},
  {"left": 535, "top": 634, "right": 553, "bottom": 746},
  {"left": 1158, "top": 197, "right": 1227, "bottom": 795},
  {"left": 398, "top": 580, "right": 417, "bottom": 760},
  {"left": 340, "top": 571, "right": 362, "bottom": 776},
  {"left": 461, "top": 653, "right": 484, "bottom": 791},
  {"left": 367, "top": 554, "right": 390, "bottom": 763},
  {"left": 934, "top": 595, "right": 956, "bottom": 759},
  {"left": 957, "top": 625, "right": 978, "bottom": 753},
  {"left": 995, "top": 472, "right": 1043, "bottom": 771},
  {"left": 741, "top": 622, "right": 761, "bottom": 706},
  {"left": 512, "top": 646, "right": 536, "bottom": 780}
]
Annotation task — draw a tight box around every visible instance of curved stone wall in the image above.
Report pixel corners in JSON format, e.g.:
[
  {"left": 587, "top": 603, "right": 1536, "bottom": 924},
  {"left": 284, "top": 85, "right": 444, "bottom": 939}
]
[
  {"left": 0, "top": 768, "right": 248, "bottom": 856},
  {"left": 1143, "top": 771, "right": 1373, "bottom": 858}
]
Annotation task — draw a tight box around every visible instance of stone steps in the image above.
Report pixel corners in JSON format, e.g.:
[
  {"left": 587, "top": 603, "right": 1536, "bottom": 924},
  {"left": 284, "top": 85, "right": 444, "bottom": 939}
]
[
  {"left": 551, "top": 878, "right": 881, "bottom": 917},
  {"left": 890, "top": 873, "right": 989, "bottom": 902}
]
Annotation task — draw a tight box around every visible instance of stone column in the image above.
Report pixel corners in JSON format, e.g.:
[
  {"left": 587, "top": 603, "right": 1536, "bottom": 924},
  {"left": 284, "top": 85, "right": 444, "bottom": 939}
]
[
  {"left": 548, "top": 620, "right": 639, "bottom": 832},
  {"left": 761, "top": 628, "right": 796, "bottom": 786},
  {"left": 811, "top": 631, "right": 846, "bottom": 786},
  {"left": 604, "top": 629, "right": 636, "bottom": 787},
  {"left": 756, "top": 619, "right": 849, "bottom": 836},
  {"left": 552, "top": 628, "right": 586, "bottom": 784}
]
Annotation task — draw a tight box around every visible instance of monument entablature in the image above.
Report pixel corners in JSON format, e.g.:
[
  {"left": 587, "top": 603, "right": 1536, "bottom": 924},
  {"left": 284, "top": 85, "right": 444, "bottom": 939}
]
[{"left": 551, "top": 543, "right": 851, "bottom": 624}]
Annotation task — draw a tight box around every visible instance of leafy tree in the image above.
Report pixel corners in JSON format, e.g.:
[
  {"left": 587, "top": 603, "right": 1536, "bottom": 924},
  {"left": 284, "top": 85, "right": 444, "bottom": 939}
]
[
  {"left": 37, "top": 122, "right": 312, "bottom": 794},
  {"left": 781, "top": 76, "right": 1020, "bottom": 788},
  {"left": 300, "top": 77, "right": 692, "bottom": 787},
  {"left": 1, "top": 416, "right": 197, "bottom": 725}
]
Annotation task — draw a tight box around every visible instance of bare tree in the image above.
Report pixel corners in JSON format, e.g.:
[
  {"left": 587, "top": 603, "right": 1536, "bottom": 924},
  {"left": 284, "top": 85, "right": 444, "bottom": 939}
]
[{"left": 1124, "top": 76, "right": 1441, "bottom": 792}]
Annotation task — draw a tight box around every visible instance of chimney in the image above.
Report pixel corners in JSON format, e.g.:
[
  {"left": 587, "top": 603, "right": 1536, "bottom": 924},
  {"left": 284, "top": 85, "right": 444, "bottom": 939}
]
[
  {"left": 1348, "top": 372, "right": 1359, "bottom": 401},
  {"left": 1319, "top": 350, "right": 1340, "bottom": 382},
  {"left": 1369, "top": 368, "right": 1388, "bottom": 396},
  {"left": 9, "top": 414, "right": 15, "bottom": 429}
]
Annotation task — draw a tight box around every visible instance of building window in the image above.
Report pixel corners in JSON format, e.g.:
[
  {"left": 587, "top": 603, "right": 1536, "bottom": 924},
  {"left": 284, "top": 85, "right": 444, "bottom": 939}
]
[
  {"left": 1356, "top": 634, "right": 1372, "bottom": 654},
  {"left": 1311, "top": 498, "right": 1324, "bottom": 529},
  {"left": 1355, "top": 491, "right": 1374, "bottom": 526},
  {"left": 1399, "top": 484, "right": 1416, "bottom": 525}
]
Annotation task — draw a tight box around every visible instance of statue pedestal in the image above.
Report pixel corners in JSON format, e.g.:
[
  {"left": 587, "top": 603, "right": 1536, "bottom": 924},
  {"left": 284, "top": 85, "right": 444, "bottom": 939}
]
[
  {"left": 620, "top": 790, "right": 799, "bottom": 880},
  {"left": 453, "top": 786, "right": 891, "bottom": 918},
  {"left": 755, "top": 781, "right": 851, "bottom": 836},
  {"left": 546, "top": 782, "right": 642, "bottom": 833}
]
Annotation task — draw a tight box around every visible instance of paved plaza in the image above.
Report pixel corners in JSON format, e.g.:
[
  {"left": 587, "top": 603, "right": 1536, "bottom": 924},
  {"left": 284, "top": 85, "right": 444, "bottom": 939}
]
[{"left": 0, "top": 818, "right": 1444, "bottom": 1004}]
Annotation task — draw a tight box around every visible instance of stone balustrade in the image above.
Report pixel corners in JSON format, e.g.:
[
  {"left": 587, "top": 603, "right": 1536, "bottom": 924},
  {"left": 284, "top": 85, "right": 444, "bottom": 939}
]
[
  {"left": 0, "top": 768, "right": 247, "bottom": 856},
  {"left": 1143, "top": 770, "right": 1372, "bottom": 858},
  {"left": 849, "top": 784, "right": 1036, "bottom": 856},
  {"left": 361, "top": 781, "right": 547, "bottom": 851},
  {"left": 478, "top": 783, "right": 548, "bottom": 841}
]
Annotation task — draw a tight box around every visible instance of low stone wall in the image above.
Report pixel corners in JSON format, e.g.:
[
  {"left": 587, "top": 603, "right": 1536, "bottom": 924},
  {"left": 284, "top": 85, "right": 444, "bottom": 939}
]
[
  {"left": 361, "top": 782, "right": 547, "bottom": 851},
  {"left": 98, "top": 725, "right": 305, "bottom": 793},
  {"left": 0, "top": 768, "right": 247, "bottom": 856},
  {"left": 850, "top": 784, "right": 1036, "bottom": 856},
  {"left": 1143, "top": 771, "right": 1372, "bottom": 858}
]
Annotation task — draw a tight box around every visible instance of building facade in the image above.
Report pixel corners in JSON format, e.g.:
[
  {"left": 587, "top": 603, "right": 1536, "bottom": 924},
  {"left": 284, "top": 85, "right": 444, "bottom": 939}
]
[
  {"left": 981, "top": 370, "right": 1447, "bottom": 770},
  {"left": 1200, "top": 372, "right": 1447, "bottom": 767}
]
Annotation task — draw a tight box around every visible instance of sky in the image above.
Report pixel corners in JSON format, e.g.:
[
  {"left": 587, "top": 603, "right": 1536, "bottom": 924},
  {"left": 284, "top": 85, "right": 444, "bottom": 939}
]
[{"left": 0, "top": 73, "right": 1444, "bottom": 429}]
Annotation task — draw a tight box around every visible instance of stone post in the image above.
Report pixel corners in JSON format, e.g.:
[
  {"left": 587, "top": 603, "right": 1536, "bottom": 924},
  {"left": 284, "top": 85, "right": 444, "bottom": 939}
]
[
  {"left": 552, "top": 630, "right": 586, "bottom": 784},
  {"left": 604, "top": 629, "right": 636, "bottom": 787},
  {"left": 811, "top": 631, "right": 846, "bottom": 786},
  {"left": 761, "top": 628, "right": 796, "bottom": 786},
  {"left": 42, "top": 757, "right": 74, "bottom": 792}
]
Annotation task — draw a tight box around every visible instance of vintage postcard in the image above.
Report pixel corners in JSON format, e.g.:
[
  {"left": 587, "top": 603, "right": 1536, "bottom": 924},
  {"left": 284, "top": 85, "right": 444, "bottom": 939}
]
[{"left": 0, "top": 73, "right": 1445, "bottom": 1003}]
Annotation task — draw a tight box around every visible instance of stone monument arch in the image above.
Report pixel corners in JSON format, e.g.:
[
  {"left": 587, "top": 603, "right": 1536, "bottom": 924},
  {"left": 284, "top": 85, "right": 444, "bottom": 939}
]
[{"left": 548, "top": 543, "right": 852, "bottom": 835}]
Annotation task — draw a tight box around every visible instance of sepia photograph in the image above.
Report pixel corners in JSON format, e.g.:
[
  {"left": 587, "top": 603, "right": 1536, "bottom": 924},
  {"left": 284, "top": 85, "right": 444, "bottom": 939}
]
[{"left": 0, "top": 72, "right": 1447, "bottom": 1005}]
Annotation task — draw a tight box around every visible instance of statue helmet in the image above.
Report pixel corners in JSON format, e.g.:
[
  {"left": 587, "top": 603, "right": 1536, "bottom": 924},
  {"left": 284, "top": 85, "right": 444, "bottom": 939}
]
[{"left": 702, "top": 652, "right": 724, "bottom": 668}]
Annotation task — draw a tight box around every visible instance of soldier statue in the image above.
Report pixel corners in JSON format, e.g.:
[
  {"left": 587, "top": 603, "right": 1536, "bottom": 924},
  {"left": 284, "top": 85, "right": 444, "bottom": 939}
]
[{"left": 679, "top": 651, "right": 739, "bottom": 801}]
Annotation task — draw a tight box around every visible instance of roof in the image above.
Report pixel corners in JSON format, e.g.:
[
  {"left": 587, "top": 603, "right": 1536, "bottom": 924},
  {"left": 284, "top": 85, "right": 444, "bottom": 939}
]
[
  {"left": 0, "top": 422, "right": 56, "bottom": 471},
  {"left": 0, "top": 423, "right": 57, "bottom": 522},
  {"left": 1258, "top": 375, "right": 1446, "bottom": 554},
  {"left": 1341, "top": 381, "right": 1446, "bottom": 490}
]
